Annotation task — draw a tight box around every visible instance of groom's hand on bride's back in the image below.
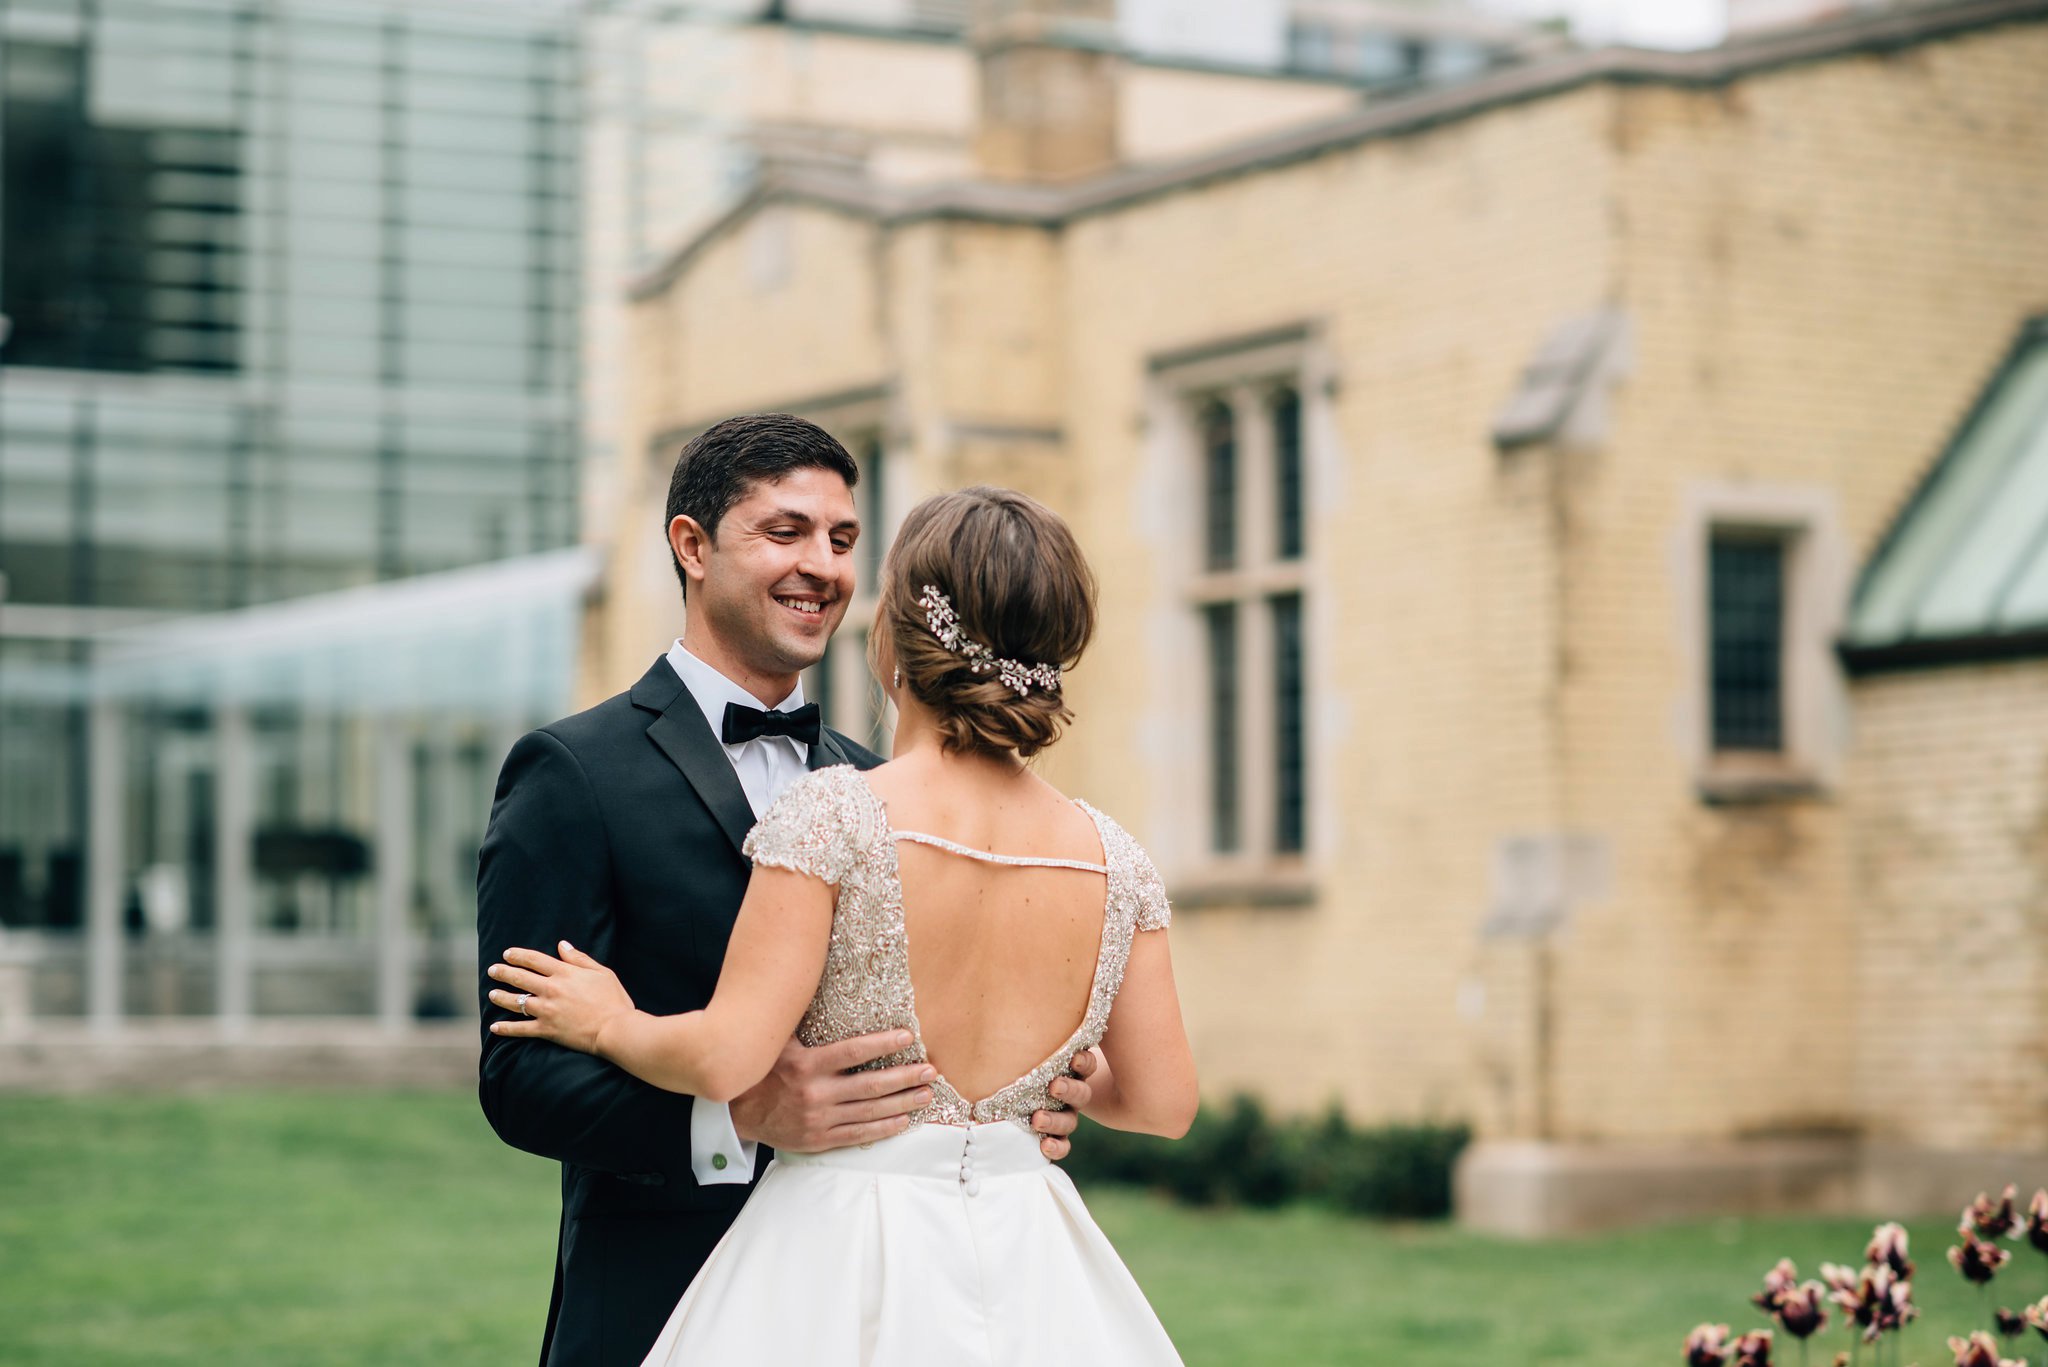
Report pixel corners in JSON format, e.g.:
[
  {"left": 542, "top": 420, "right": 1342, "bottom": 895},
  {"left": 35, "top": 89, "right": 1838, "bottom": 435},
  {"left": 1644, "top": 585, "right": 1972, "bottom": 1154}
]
[
  {"left": 729, "top": 1031, "right": 936, "bottom": 1154},
  {"left": 1029, "top": 1047, "right": 1095, "bottom": 1163},
  {"left": 729, "top": 1032, "right": 1097, "bottom": 1163}
]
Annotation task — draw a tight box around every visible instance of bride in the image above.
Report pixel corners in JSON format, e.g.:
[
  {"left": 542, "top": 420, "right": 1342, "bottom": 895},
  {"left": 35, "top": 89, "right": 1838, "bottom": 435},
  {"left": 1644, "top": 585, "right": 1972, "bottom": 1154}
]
[{"left": 486, "top": 486, "right": 1197, "bottom": 1365}]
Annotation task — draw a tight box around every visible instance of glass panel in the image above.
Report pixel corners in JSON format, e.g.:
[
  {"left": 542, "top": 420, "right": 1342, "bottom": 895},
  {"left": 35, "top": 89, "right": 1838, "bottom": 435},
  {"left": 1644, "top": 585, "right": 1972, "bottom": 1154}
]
[
  {"left": 401, "top": 148, "right": 537, "bottom": 197},
  {"left": 1271, "top": 387, "right": 1304, "bottom": 560},
  {"left": 2, "top": 44, "right": 244, "bottom": 376},
  {"left": 1709, "top": 533, "right": 1786, "bottom": 752},
  {"left": 398, "top": 184, "right": 550, "bottom": 234},
  {"left": 398, "top": 108, "right": 537, "bottom": 158},
  {"left": 279, "top": 19, "right": 382, "bottom": 70},
  {"left": 397, "top": 338, "right": 529, "bottom": 389},
  {"left": 1203, "top": 602, "right": 1239, "bottom": 854},
  {"left": 1271, "top": 592, "right": 1306, "bottom": 854},
  {"left": 1200, "top": 399, "right": 1236, "bottom": 572},
  {"left": 398, "top": 301, "right": 534, "bottom": 350},
  {"left": 0, "top": 639, "right": 84, "bottom": 933}
]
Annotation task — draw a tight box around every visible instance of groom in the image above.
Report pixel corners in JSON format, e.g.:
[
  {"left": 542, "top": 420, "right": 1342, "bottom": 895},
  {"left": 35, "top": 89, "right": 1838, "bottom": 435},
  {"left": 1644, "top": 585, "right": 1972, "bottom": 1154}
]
[{"left": 477, "top": 413, "right": 1094, "bottom": 1367}]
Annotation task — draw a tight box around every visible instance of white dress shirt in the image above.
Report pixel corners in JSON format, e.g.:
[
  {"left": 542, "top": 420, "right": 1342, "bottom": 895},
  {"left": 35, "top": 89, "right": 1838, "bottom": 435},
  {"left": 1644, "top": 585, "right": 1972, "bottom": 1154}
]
[{"left": 667, "top": 640, "right": 813, "bottom": 1186}]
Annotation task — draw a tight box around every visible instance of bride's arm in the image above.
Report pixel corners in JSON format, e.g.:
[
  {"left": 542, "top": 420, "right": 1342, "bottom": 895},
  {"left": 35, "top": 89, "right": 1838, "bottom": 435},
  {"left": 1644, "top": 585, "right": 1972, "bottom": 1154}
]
[
  {"left": 488, "top": 865, "right": 836, "bottom": 1103},
  {"left": 1087, "top": 928, "right": 1199, "bottom": 1138}
]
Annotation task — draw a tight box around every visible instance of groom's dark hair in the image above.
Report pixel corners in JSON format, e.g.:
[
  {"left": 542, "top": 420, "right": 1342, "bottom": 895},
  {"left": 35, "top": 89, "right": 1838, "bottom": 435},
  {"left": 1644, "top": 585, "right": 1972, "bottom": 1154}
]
[{"left": 665, "top": 413, "right": 860, "bottom": 597}]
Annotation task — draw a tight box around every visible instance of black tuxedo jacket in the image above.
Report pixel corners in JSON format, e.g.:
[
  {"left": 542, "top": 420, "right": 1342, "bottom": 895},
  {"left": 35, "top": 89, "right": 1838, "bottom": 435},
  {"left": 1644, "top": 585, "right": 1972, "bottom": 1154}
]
[{"left": 477, "top": 656, "right": 884, "bottom": 1367}]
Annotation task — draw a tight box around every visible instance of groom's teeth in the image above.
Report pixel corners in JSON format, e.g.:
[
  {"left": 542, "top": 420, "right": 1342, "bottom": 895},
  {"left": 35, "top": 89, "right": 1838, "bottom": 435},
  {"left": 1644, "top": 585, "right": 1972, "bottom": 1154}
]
[{"left": 777, "top": 597, "right": 822, "bottom": 615}]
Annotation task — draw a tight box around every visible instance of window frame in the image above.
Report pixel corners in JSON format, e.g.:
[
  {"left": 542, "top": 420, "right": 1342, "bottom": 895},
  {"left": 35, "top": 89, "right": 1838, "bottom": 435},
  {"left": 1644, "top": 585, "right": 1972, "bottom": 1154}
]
[
  {"left": 1677, "top": 482, "right": 1850, "bottom": 804},
  {"left": 1152, "top": 332, "right": 1323, "bottom": 901}
]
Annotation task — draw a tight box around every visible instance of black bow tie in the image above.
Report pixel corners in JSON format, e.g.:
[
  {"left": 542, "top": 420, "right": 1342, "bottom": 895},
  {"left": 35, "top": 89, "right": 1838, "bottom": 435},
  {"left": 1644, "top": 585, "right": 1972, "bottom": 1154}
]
[{"left": 721, "top": 701, "right": 822, "bottom": 747}]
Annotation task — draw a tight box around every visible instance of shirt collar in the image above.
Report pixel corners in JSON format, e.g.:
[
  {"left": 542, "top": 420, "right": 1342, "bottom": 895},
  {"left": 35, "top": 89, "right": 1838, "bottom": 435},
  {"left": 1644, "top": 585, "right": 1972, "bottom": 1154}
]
[{"left": 664, "top": 640, "right": 808, "bottom": 749}]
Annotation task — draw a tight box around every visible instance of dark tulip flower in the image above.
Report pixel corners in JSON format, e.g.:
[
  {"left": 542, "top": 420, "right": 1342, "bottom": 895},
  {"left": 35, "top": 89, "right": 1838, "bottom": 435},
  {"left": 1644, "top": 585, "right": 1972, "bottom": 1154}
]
[
  {"left": 1996, "top": 1307, "right": 2026, "bottom": 1338},
  {"left": 1732, "top": 1328, "right": 1774, "bottom": 1367},
  {"left": 1951, "top": 1330, "right": 2026, "bottom": 1367},
  {"left": 1868, "top": 1221, "right": 1917, "bottom": 1279},
  {"left": 1966, "top": 1186, "right": 2023, "bottom": 1241},
  {"left": 2021, "top": 1295, "right": 2048, "bottom": 1341},
  {"left": 2028, "top": 1190, "right": 2048, "bottom": 1256},
  {"left": 1687, "top": 1323, "right": 1733, "bottom": 1367},
  {"left": 1953, "top": 1230, "right": 2014, "bottom": 1284},
  {"left": 1821, "top": 1262, "right": 1864, "bottom": 1315},
  {"left": 1775, "top": 1282, "right": 1829, "bottom": 1340},
  {"left": 1753, "top": 1258, "right": 1800, "bottom": 1314}
]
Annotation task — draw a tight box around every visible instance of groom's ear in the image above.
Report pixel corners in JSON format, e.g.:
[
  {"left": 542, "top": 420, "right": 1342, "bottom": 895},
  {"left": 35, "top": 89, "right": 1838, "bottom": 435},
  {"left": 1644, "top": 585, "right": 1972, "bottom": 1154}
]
[{"left": 669, "top": 514, "right": 713, "bottom": 596}]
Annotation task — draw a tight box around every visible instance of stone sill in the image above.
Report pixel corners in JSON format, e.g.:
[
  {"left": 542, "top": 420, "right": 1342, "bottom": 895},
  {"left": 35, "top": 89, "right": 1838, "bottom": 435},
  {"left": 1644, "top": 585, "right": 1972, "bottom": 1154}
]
[
  {"left": 1695, "top": 754, "right": 1826, "bottom": 806},
  {"left": 1168, "top": 864, "right": 1316, "bottom": 910}
]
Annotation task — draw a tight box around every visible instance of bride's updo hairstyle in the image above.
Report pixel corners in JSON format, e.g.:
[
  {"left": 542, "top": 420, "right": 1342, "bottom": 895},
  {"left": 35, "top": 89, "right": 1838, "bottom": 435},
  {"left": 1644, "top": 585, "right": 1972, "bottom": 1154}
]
[{"left": 875, "top": 486, "right": 1096, "bottom": 760}]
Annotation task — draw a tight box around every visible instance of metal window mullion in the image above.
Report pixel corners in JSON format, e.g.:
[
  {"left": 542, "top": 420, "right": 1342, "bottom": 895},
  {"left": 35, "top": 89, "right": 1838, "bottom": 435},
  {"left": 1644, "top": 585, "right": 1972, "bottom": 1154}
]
[
  {"left": 213, "top": 701, "right": 253, "bottom": 1034},
  {"left": 374, "top": 715, "right": 413, "bottom": 1033},
  {"left": 85, "top": 696, "right": 126, "bottom": 1035}
]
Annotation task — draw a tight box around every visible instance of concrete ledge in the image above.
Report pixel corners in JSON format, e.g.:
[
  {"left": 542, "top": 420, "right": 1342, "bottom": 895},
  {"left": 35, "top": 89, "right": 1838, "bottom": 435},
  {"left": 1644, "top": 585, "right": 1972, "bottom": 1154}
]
[
  {"left": 1457, "top": 1137, "right": 2048, "bottom": 1237},
  {"left": 1457, "top": 1138, "right": 1860, "bottom": 1237},
  {"left": 0, "top": 1021, "right": 478, "bottom": 1094},
  {"left": 1857, "top": 1143, "right": 2048, "bottom": 1217}
]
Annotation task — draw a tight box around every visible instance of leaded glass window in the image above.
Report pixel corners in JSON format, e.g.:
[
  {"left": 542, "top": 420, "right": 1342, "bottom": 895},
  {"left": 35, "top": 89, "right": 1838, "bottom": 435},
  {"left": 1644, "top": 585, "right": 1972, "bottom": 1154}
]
[
  {"left": 1709, "top": 532, "right": 1786, "bottom": 752},
  {"left": 1204, "top": 602, "right": 1241, "bottom": 854},
  {"left": 1272, "top": 592, "right": 1306, "bottom": 853},
  {"left": 1272, "top": 387, "right": 1304, "bottom": 561},
  {"left": 1201, "top": 399, "right": 1237, "bottom": 572},
  {"left": 1186, "top": 370, "right": 1313, "bottom": 864}
]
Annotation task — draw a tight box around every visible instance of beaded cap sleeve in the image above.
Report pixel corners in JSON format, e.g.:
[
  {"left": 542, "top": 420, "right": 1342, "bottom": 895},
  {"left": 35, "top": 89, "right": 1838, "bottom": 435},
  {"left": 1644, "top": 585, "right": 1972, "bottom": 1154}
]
[
  {"left": 1095, "top": 806, "right": 1172, "bottom": 933},
  {"left": 741, "top": 765, "right": 881, "bottom": 886}
]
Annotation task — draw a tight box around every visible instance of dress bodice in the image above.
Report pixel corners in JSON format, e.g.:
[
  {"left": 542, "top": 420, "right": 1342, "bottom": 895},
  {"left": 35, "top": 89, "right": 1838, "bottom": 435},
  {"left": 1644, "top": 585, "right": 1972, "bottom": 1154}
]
[{"left": 741, "top": 765, "right": 1172, "bottom": 1126}]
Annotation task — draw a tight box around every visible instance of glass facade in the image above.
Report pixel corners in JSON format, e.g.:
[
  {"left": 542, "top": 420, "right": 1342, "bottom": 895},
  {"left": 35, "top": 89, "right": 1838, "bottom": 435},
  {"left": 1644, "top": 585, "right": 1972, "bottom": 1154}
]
[{"left": 0, "top": 0, "right": 583, "bottom": 1029}]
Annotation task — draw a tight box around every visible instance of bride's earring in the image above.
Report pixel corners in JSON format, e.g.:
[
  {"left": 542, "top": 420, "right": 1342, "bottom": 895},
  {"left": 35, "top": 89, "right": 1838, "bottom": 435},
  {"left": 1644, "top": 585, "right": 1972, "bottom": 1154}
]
[{"left": 891, "top": 666, "right": 902, "bottom": 690}]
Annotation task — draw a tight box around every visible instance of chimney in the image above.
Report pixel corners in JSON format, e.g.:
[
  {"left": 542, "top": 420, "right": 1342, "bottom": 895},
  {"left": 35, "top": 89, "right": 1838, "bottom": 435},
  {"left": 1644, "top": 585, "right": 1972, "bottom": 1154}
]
[{"left": 971, "top": 0, "right": 1120, "bottom": 182}]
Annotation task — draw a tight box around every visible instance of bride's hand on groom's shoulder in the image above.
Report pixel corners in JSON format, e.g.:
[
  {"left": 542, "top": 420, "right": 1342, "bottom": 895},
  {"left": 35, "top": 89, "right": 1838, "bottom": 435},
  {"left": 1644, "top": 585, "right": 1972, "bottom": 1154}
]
[
  {"left": 1030, "top": 1048, "right": 1098, "bottom": 1163},
  {"left": 487, "top": 942, "right": 637, "bottom": 1057}
]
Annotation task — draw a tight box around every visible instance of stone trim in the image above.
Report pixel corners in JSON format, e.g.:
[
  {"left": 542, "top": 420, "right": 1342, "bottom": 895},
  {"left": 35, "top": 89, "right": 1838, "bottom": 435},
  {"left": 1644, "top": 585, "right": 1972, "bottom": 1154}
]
[{"left": 630, "top": 0, "right": 2048, "bottom": 301}]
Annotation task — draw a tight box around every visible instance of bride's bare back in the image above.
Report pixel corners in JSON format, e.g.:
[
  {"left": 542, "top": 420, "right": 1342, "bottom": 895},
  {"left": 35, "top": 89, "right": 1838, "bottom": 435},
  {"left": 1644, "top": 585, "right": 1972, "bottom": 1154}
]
[{"left": 868, "top": 761, "right": 1111, "bottom": 1104}]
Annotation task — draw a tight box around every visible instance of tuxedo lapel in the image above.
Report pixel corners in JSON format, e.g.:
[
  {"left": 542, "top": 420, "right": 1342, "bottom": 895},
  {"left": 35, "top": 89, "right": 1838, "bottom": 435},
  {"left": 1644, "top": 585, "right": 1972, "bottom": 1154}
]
[
  {"left": 809, "top": 725, "right": 852, "bottom": 771},
  {"left": 632, "top": 659, "right": 756, "bottom": 858}
]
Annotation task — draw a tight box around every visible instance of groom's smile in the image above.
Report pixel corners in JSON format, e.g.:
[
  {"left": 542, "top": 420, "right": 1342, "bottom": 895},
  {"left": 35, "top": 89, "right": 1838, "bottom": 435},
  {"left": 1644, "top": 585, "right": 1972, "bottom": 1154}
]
[{"left": 675, "top": 464, "right": 860, "bottom": 696}]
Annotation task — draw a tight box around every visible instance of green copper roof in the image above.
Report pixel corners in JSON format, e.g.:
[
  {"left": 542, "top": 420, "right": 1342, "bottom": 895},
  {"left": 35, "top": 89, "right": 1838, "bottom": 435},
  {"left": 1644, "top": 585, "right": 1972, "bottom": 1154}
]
[{"left": 1844, "top": 316, "right": 2048, "bottom": 671}]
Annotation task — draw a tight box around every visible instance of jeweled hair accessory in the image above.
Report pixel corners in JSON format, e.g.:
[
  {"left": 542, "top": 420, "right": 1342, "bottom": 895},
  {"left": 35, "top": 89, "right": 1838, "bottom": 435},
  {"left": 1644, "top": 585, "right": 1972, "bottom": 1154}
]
[{"left": 916, "top": 584, "right": 1062, "bottom": 697}]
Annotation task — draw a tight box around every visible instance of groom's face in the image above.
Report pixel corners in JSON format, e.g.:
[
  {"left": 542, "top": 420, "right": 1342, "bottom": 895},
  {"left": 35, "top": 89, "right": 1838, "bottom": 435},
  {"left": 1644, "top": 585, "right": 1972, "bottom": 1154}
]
[{"left": 690, "top": 467, "right": 859, "bottom": 679}]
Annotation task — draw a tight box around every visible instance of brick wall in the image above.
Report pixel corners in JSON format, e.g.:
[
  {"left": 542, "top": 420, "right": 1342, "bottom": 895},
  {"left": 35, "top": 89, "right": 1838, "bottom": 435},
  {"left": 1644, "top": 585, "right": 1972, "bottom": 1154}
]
[{"left": 1848, "top": 661, "right": 2048, "bottom": 1150}]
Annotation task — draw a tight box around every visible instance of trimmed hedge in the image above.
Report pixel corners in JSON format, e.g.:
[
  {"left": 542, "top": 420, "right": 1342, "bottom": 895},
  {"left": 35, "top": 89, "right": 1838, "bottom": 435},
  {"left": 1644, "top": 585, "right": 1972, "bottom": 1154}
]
[{"left": 1064, "top": 1095, "right": 1471, "bottom": 1220}]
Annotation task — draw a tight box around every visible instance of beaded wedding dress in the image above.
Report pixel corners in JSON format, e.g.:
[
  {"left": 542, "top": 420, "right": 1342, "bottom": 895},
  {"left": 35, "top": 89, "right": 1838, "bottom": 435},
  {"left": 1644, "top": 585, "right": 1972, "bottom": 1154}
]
[{"left": 638, "top": 765, "right": 1184, "bottom": 1367}]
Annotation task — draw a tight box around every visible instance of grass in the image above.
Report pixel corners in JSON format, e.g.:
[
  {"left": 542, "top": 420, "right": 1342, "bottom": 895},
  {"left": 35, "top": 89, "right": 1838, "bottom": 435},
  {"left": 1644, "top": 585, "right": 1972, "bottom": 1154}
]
[{"left": 0, "top": 1091, "right": 2032, "bottom": 1366}]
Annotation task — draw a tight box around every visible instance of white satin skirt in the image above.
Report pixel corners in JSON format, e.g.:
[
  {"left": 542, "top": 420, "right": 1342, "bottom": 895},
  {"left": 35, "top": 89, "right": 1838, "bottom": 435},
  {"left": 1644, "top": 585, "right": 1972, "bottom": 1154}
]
[{"left": 638, "top": 1120, "right": 1184, "bottom": 1366}]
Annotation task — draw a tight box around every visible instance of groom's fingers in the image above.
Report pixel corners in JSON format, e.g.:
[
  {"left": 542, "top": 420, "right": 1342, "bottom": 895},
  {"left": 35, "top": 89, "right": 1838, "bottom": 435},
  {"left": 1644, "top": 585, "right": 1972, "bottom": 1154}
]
[
  {"left": 829, "top": 1061, "right": 935, "bottom": 1104},
  {"left": 829, "top": 1086, "right": 936, "bottom": 1127},
  {"left": 807, "top": 1029, "right": 916, "bottom": 1075},
  {"left": 826, "top": 1115, "right": 917, "bottom": 1147}
]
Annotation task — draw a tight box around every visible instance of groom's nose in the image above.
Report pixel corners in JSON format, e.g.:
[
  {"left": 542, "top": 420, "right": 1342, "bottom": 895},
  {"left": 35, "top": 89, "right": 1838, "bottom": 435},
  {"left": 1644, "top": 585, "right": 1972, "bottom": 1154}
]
[{"left": 791, "top": 531, "right": 841, "bottom": 586}]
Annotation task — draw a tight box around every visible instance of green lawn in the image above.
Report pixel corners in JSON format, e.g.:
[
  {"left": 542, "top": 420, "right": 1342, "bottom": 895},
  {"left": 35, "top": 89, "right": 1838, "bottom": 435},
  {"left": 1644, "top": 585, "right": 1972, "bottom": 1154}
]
[{"left": 0, "top": 1091, "right": 2031, "bottom": 1366}]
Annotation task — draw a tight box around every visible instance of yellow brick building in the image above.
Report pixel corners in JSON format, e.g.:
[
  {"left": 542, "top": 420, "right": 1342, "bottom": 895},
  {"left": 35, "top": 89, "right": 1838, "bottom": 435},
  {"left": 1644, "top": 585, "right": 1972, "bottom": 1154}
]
[{"left": 592, "top": 0, "right": 2048, "bottom": 1232}]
